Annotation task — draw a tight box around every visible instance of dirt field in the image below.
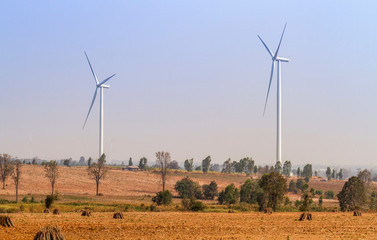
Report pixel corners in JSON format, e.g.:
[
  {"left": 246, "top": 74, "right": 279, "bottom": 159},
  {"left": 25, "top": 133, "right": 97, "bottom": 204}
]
[
  {"left": 0, "top": 165, "right": 346, "bottom": 199},
  {"left": 0, "top": 165, "right": 251, "bottom": 197},
  {"left": 1, "top": 212, "right": 376, "bottom": 239}
]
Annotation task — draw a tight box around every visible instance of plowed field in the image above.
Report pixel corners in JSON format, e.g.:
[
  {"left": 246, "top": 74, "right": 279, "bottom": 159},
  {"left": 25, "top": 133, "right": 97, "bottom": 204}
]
[{"left": 1, "top": 212, "right": 376, "bottom": 240}]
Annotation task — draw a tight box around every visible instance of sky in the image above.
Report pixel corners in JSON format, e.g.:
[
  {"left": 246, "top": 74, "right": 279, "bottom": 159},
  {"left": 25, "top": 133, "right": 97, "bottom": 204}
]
[{"left": 0, "top": 1, "right": 376, "bottom": 167}]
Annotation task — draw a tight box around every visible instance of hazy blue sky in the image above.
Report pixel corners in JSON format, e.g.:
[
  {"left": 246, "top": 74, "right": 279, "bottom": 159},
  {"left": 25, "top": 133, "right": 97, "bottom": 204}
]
[{"left": 1, "top": 1, "right": 376, "bottom": 166}]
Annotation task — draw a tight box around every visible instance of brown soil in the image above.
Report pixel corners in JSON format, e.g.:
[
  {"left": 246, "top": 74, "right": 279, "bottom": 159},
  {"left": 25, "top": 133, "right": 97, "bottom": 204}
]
[{"left": 1, "top": 212, "right": 377, "bottom": 239}]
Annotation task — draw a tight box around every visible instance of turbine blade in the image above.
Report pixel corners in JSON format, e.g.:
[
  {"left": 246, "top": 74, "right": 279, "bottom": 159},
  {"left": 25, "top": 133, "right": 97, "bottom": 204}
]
[
  {"left": 257, "top": 35, "right": 273, "bottom": 58},
  {"left": 263, "top": 61, "right": 275, "bottom": 116},
  {"left": 84, "top": 52, "right": 99, "bottom": 85},
  {"left": 274, "top": 23, "right": 287, "bottom": 59},
  {"left": 83, "top": 88, "right": 98, "bottom": 129},
  {"left": 99, "top": 74, "right": 116, "bottom": 86}
]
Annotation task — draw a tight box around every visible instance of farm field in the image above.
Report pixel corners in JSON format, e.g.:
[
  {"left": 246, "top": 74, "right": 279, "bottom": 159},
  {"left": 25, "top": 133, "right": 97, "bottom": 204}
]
[
  {"left": 1, "top": 212, "right": 377, "bottom": 239},
  {"left": 0, "top": 165, "right": 346, "bottom": 201}
]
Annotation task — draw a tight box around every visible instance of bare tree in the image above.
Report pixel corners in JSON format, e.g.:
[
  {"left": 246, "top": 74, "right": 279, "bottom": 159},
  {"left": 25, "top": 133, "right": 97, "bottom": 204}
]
[
  {"left": 44, "top": 160, "right": 59, "bottom": 195},
  {"left": 87, "top": 154, "right": 109, "bottom": 196},
  {"left": 0, "top": 154, "right": 14, "bottom": 189},
  {"left": 11, "top": 160, "right": 22, "bottom": 202},
  {"left": 156, "top": 151, "right": 171, "bottom": 192}
]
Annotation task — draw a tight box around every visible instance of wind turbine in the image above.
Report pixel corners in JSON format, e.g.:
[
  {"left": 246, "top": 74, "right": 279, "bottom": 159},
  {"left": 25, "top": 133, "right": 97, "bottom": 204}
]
[
  {"left": 258, "top": 23, "right": 289, "bottom": 164},
  {"left": 82, "top": 52, "right": 116, "bottom": 158}
]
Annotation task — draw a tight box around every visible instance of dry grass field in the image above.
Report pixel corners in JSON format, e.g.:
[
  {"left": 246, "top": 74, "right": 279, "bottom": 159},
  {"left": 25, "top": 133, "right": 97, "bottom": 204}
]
[
  {"left": 1, "top": 212, "right": 377, "bottom": 239},
  {"left": 0, "top": 165, "right": 252, "bottom": 198}
]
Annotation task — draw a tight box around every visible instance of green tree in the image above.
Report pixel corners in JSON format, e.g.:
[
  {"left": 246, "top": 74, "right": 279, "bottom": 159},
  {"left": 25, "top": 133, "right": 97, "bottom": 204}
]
[
  {"left": 240, "top": 179, "right": 262, "bottom": 204},
  {"left": 358, "top": 169, "right": 372, "bottom": 187},
  {"left": 138, "top": 157, "right": 148, "bottom": 170},
  {"left": 300, "top": 193, "right": 313, "bottom": 211},
  {"left": 202, "top": 156, "right": 211, "bottom": 174},
  {"left": 218, "top": 183, "right": 240, "bottom": 205},
  {"left": 319, "top": 195, "right": 323, "bottom": 207},
  {"left": 326, "top": 167, "right": 332, "bottom": 180},
  {"left": 338, "top": 169, "right": 343, "bottom": 180},
  {"left": 258, "top": 172, "right": 287, "bottom": 211},
  {"left": 296, "top": 178, "right": 304, "bottom": 192},
  {"left": 282, "top": 160, "right": 291, "bottom": 177},
  {"left": 288, "top": 180, "right": 296, "bottom": 192},
  {"left": 152, "top": 190, "right": 172, "bottom": 206},
  {"left": 184, "top": 159, "right": 194, "bottom": 172},
  {"left": 302, "top": 164, "right": 313, "bottom": 179},
  {"left": 297, "top": 167, "right": 301, "bottom": 177},
  {"left": 222, "top": 158, "right": 232, "bottom": 173},
  {"left": 337, "top": 176, "right": 367, "bottom": 211},
  {"left": 245, "top": 158, "right": 255, "bottom": 176},
  {"left": 202, "top": 181, "right": 218, "bottom": 200},
  {"left": 128, "top": 157, "right": 133, "bottom": 166},
  {"left": 274, "top": 161, "right": 282, "bottom": 173},
  {"left": 324, "top": 190, "right": 335, "bottom": 199},
  {"left": 174, "top": 177, "right": 202, "bottom": 199},
  {"left": 87, "top": 157, "right": 92, "bottom": 167}
]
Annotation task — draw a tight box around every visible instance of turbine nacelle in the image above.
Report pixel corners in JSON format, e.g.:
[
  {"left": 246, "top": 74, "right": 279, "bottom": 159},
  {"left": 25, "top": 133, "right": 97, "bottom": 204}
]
[
  {"left": 275, "top": 57, "right": 289, "bottom": 62},
  {"left": 98, "top": 84, "right": 110, "bottom": 89}
]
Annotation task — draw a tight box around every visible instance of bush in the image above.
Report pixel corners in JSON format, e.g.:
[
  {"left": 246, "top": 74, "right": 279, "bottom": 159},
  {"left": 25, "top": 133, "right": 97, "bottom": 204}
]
[
  {"left": 315, "top": 190, "right": 323, "bottom": 196},
  {"left": 324, "top": 190, "right": 335, "bottom": 199},
  {"left": 152, "top": 190, "right": 172, "bottom": 206},
  {"left": 174, "top": 177, "right": 202, "bottom": 199},
  {"left": 45, "top": 195, "right": 55, "bottom": 209},
  {"left": 218, "top": 183, "right": 240, "bottom": 205},
  {"left": 21, "top": 196, "right": 28, "bottom": 203},
  {"left": 181, "top": 198, "right": 205, "bottom": 211},
  {"left": 190, "top": 200, "right": 205, "bottom": 211},
  {"left": 181, "top": 198, "right": 192, "bottom": 210},
  {"left": 288, "top": 180, "right": 296, "bottom": 192},
  {"left": 202, "top": 181, "right": 218, "bottom": 200}
]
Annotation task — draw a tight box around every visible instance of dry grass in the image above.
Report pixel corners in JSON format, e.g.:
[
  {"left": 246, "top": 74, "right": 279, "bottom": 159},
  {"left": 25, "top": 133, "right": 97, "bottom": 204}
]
[
  {"left": 1, "top": 212, "right": 377, "bottom": 239},
  {"left": 0, "top": 165, "right": 251, "bottom": 198}
]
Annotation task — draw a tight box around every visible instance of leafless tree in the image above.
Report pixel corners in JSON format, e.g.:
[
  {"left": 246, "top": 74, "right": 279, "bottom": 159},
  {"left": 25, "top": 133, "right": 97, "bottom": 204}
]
[
  {"left": 0, "top": 154, "right": 14, "bottom": 189},
  {"left": 87, "top": 154, "right": 109, "bottom": 196},
  {"left": 44, "top": 160, "right": 59, "bottom": 195},
  {"left": 156, "top": 151, "right": 171, "bottom": 192},
  {"left": 11, "top": 160, "right": 22, "bottom": 202}
]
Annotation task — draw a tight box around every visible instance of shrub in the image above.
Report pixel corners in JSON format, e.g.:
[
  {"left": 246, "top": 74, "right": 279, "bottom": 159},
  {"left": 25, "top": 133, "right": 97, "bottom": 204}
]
[
  {"left": 45, "top": 195, "right": 55, "bottom": 209},
  {"left": 174, "top": 177, "right": 202, "bottom": 199},
  {"left": 190, "top": 200, "right": 205, "bottom": 211},
  {"left": 288, "top": 180, "right": 296, "bottom": 192},
  {"left": 152, "top": 190, "right": 172, "bottom": 206},
  {"left": 324, "top": 190, "right": 335, "bottom": 199},
  {"left": 21, "top": 196, "right": 28, "bottom": 203},
  {"left": 315, "top": 190, "right": 323, "bottom": 196},
  {"left": 202, "top": 181, "right": 218, "bottom": 200},
  {"left": 296, "top": 179, "right": 304, "bottom": 191},
  {"left": 181, "top": 198, "right": 192, "bottom": 210},
  {"left": 218, "top": 184, "right": 240, "bottom": 205}
]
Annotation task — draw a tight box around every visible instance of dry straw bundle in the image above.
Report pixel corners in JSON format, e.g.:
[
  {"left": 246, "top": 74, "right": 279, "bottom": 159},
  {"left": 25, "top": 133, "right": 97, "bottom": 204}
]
[
  {"left": 354, "top": 210, "right": 362, "bottom": 216},
  {"left": 53, "top": 209, "right": 60, "bottom": 215},
  {"left": 264, "top": 208, "right": 273, "bottom": 214},
  {"left": 0, "top": 215, "right": 14, "bottom": 227},
  {"left": 81, "top": 209, "right": 92, "bottom": 217},
  {"left": 113, "top": 212, "right": 124, "bottom": 219},
  {"left": 299, "top": 212, "right": 312, "bottom": 221},
  {"left": 33, "top": 226, "right": 65, "bottom": 240}
]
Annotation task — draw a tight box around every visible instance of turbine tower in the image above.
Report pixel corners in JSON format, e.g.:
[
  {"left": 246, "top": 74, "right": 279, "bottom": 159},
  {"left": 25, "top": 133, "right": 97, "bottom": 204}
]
[
  {"left": 82, "top": 52, "right": 116, "bottom": 158},
  {"left": 258, "top": 23, "right": 289, "bottom": 164}
]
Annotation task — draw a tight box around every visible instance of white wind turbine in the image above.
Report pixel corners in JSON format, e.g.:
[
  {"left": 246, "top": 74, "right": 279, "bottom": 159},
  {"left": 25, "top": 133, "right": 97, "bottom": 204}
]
[
  {"left": 258, "top": 23, "right": 289, "bottom": 164},
  {"left": 82, "top": 52, "right": 116, "bottom": 158}
]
